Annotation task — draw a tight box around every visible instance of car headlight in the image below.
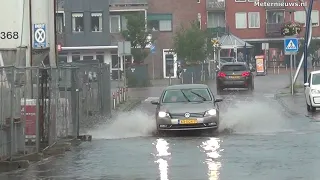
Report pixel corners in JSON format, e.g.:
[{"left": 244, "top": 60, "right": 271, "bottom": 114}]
[
  {"left": 311, "top": 89, "right": 320, "bottom": 94},
  {"left": 204, "top": 109, "right": 217, "bottom": 116},
  {"left": 158, "top": 111, "right": 170, "bottom": 118}
]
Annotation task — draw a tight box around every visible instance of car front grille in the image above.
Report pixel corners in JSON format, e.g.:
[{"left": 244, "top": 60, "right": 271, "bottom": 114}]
[{"left": 170, "top": 113, "right": 204, "bottom": 118}]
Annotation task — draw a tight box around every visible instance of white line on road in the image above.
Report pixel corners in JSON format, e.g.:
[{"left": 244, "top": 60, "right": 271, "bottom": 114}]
[{"left": 144, "top": 97, "right": 159, "bottom": 102}]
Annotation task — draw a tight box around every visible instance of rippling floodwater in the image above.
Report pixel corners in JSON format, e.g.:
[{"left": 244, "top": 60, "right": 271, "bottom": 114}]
[{"left": 2, "top": 89, "right": 320, "bottom": 180}]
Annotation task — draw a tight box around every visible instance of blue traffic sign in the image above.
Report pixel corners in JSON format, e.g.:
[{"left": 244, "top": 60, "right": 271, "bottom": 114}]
[
  {"left": 284, "top": 38, "right": 298, "bottom": 54},
  {"left": 150, "top": 44, "right": 156, "bottom": 53},
  {"left": 33, "top": 24, "right": 47, "bottom": 48}
]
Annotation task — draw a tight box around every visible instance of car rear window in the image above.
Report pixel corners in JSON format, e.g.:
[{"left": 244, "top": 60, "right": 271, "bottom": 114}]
[
  {"left": 162, "top": 88, "right": 212, "bottom": 103},
  {"left": 221, "top": 65, "right": 247, "bottom": 71}
]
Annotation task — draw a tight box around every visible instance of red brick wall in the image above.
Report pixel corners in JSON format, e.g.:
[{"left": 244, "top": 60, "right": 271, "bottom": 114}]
[
  {"left": 226, "top": 0, "right": 320, "bottom": 39},
  {"left": 145, "top": 0, "right": 199, "bottom": 78}
]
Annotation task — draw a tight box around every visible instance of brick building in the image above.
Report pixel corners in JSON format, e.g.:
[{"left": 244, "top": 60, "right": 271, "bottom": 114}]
[
  {"left": 145, "top": 0, "right": 203, "bottom": 78},
  {"left": 205, "top": 0, "right": 320, "bottom": 55}
]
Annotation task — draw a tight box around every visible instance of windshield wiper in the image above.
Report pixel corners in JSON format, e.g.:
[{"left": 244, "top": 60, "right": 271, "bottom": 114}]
[
  {"left": 180, "top": 90, "right": 191, "bottom": 102},
  {"left": 190, "top": 91, "right": 206, "bottom": 101}
]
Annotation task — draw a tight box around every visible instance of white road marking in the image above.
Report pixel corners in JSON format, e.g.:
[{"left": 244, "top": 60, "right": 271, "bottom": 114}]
[{"left": 144, "top": 97, "right": 159, "bottom": 102}]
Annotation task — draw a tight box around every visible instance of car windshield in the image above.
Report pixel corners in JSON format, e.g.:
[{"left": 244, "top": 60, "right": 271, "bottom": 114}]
[
  {"left": 162, "top": 88, "right": 212, "bottom": 103},
  {"left": 312, "top": 73, "right": 320, "bottom": 85},
  {"left": 221, "top": 65, "right": 247, "bottom": 71}
]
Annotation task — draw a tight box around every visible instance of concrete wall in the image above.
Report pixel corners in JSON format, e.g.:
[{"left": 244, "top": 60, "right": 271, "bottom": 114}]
[
  {"left": 64, "top": 0, "right": 111, "bottom": 47},
  {"left": 0, "top": 0, "right": 30, "bottom": 50}
]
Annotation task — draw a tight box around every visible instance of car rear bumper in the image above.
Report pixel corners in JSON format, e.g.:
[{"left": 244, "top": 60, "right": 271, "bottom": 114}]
[
  {"left": 217, "top": 79, "right": 251, "bottom": 88},
  {"left": 156, "top": 116, "right": 219, "bottom": 131}
]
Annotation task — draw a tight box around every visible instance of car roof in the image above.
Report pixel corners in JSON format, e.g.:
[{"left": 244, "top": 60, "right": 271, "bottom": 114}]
[
  {"left": 221, "top": 62, "right": 247, "bottom": 66},
  {"left": 165, "top": 84, "right": 209, "bottom": 90},
  {"left": 311, "top": 70, "right": 320, "bottom": 74}
]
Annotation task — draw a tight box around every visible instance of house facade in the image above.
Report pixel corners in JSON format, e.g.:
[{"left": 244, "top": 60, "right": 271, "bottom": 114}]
[
  {"left": 205, "top": 0, "right": 320, "bottom": 55},
  {"left": 55, "top": 0, "right": 212, "bottom": 78},
  {"left": 108, "top": 0, "right": 148, "bottom": 78},
  {"left": 143, "top": 0, "right": 202, "bottom": 78},
  {"left": 56, "top": 0, "right": 116, "bottom": 65}
]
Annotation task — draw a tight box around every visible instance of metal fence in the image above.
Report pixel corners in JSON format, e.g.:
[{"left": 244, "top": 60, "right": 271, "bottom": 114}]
[{"left": 0, "top": 61, "right": 111, "bottom": 160}]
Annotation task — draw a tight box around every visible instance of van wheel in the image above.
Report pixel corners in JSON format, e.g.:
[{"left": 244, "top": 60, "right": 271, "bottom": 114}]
[
  {"left": 309, "top": 97, "right": 316, "bottom": 112},
  {"left": 307, "top": 103, "right": 311, "bottom": 112}
]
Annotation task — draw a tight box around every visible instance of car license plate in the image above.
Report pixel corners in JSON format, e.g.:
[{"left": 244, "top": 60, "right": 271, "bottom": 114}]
[
  {"left": 179, "top": 119, "right": 197, "bottom": 124},
  {"left": 228, "top": 76, "right": 240, "bottom": 79}
]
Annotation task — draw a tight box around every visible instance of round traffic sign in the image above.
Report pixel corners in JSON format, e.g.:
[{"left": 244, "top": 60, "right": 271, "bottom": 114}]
[{"left": 35, "top": 29, "right": 46, "bottom": 43}]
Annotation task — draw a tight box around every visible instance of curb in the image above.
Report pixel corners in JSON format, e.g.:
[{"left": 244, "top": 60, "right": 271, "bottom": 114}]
[
  {"left": 122, "top": 98, "right": 142, "bottom": 111},
  {"left": 274, "top": 89, "right": 302, "bottom": 116}
]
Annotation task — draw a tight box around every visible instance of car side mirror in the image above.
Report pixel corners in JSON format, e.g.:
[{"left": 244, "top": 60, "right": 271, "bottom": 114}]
[
  {"left": 151, "top": 100, "right": 159, "bottom": 105},
  {"left": 214, "top": 98, "right": 223, "bottom": 102},
  {"left": 304, "top": 82, "right": 310, "bottom": 87}
]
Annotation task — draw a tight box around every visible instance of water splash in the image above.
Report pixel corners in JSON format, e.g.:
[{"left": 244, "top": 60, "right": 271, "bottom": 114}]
[
  {"left": 88, "top": 110, "right": 155, "bottom": 139},
  {"left": 219, "top": 98, "right": 292, "bottom": 134}
]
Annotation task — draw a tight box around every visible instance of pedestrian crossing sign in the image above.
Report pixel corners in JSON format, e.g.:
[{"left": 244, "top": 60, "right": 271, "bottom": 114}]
[{"left": 284, "top": 38, "right": 298, "bottom": 55}]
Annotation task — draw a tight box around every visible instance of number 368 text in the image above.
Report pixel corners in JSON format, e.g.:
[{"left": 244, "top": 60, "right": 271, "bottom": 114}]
[{"left": 0, "top": 32, "right": 19, "bottom": 39}]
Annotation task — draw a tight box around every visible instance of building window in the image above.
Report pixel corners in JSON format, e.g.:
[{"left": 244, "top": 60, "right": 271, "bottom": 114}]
[
  {"left": 235, "top": 12, "right": 247, "bottom": 29},
  {"left": 147, "top": 14, "right": 172, "bottom": 32},
  {"left": 248, "top": 12, "right": 260, "bottom": 28},
  {"left": 56, "top": 13, "right": 64, "bottom": 33},
  {"left": 121, "top": 16, "right": 128, "bottom": 31},
  {"left": 197, "top": 0, "right": 200, "bottom": 3},
  {"left": 96, "top": 54, "right": 104, "bottom": 63},
  {"left": 266, "top": 11, "right": 284, "bottom": 23},
  {"left": 207, "top": 12, "right": 225, "bottom": 28},
  {"left": 110, "top": 15, "right": 120, "bottom": 33},
  {"left": 235, "top": 0, "right": 246, "bottom": 2},
  {"left": 197, "top": 13, "right": 202, "bottom": 29},
  {"left": 91, "top": 12, "right": 103, "bottom": 32},
  {"left": 111, "top": 55, "right": 120, "bottom": 68},
  {"left": 58, "top": 55, "right": 67, "bottom": 63},
  {"left": 294, "top": 10, "right": 319, "bottom": 26},
  {"left": 72, "top": 52, "right": 80, "bottom": 61},
  {"left": 72, "top": 13, "right": 84, "bottom": 32},
  {"left": 83, "top": 55, "right": 94, "bottom": 61}
]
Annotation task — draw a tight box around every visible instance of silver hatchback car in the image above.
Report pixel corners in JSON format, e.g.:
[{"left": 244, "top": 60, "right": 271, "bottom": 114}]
[{"left": 151, "top": 84, "right": 223, "bottom": 133}]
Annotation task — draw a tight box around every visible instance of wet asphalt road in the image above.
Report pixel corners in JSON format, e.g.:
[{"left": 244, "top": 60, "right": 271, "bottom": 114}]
[{"left": 3, "top": 74, "right": 320, "bottom": 180}]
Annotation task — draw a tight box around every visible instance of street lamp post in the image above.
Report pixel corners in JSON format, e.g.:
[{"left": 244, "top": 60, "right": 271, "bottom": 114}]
[
  {"left": 303, "top": 0, "right": 314, "bottom": 83},
  {"left": 293, "top": 0, "right": 313, "bottom": 84}
]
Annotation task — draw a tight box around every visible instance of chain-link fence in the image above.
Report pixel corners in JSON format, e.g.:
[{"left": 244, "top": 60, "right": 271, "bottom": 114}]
[{"left": 0, "top": 61, "right": 111, "bottom": 160}]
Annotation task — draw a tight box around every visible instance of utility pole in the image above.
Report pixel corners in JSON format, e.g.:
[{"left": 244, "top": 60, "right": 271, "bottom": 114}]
[{"left": 304, "top": 0, "right": 314, "bottom": 83}]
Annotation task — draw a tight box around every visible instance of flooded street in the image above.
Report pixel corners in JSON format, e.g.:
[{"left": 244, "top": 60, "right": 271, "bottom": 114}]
[{"left": 2, "top": 76, "right": 320, "bottom": 180}]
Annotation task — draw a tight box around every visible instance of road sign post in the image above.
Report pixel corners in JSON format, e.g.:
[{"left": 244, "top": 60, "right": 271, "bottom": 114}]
[
  {"left": 261, "top": 43, "right": 269, "bottom": 75},
  {"left": 284, "top": 37, "right": 299, "bottom": 95},
  {"left": 33, "top": 24, "right": 47, "bottom": 48},
  {"left": 150, "top": 44, "right": 156, "bottom": 80},
  {"left": 118, "top": 41, "right": 131, "bottom": 88}
]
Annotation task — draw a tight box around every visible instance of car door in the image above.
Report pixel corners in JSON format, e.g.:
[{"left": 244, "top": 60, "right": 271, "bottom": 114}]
[{"left": 305, "top": 73, "right": 312, "bottom": 104}]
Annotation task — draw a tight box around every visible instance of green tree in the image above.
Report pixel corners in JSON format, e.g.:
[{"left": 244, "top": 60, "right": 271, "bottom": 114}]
[
  {"left": 173, "top": 21, "right": 208, "bottom": 64},
  {"left": 121, "top": 12, "right": 152, "bottom": 64},
  {"left": 297, "top": 38, "right": 319, "bottom": 60}
]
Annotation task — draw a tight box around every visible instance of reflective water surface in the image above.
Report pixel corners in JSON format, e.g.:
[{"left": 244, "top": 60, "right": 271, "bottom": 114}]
[{"left": 2, "top": 82, "right": 320, "bottom": 180}]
